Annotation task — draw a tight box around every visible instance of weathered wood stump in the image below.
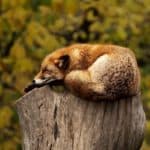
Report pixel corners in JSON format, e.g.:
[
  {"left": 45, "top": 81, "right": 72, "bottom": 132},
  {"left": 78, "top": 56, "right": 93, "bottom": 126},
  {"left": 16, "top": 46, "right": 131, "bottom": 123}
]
[{"left": 16, "top": 86, "right": 146, "bottom": 150}]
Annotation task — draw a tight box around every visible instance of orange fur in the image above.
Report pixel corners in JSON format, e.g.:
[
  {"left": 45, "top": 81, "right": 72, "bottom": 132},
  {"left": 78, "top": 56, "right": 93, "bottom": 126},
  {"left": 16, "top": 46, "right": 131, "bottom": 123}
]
[{"left": 34, "top": 44, "right": 140, "bottom": 100}]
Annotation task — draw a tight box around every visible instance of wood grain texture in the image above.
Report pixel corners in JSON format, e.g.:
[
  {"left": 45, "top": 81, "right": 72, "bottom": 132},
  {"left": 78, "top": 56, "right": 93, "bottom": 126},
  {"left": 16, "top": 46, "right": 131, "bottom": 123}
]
[{"left": 16, "top": 86, "right": 146, "bottom": 150}]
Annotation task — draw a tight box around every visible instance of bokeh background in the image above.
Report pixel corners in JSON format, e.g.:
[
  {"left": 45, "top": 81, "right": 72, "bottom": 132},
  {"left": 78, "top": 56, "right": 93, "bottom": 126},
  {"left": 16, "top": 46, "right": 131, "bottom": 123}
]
[{"left": 0, "top": 0, "right": 149, "bottom": 149}]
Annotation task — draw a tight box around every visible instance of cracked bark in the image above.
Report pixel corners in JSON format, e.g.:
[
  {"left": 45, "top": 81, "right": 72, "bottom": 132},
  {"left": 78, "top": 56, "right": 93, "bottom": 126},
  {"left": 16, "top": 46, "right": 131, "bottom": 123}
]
[{"left": 16, "top": 86, "right": 146, "bottom": 150}]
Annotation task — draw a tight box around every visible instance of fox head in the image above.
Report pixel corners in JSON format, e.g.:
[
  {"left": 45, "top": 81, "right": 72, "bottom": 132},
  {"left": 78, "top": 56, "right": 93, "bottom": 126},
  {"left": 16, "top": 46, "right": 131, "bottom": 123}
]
[{"left": 33, "top": 53, "right": 70, "bottom": 86}]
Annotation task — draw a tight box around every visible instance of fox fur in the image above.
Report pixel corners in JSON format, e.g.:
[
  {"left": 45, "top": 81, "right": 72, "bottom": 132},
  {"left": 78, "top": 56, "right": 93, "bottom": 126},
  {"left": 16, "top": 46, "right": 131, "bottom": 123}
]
[{"left": 28, "top": 44, "right": 140, "bottom": 100}]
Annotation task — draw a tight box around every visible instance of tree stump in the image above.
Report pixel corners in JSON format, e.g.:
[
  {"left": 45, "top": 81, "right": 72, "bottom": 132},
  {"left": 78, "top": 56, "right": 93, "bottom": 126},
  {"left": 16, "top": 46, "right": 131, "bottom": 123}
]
[{"left": 16, "top": 86, "right": 146, "bottom": 150}]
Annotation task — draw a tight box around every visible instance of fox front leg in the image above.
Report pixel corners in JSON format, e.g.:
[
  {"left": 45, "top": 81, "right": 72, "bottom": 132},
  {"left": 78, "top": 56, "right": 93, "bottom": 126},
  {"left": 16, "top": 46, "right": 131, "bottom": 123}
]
[{"left": 64, "top": 70, "right": 109, "bottom": 100}]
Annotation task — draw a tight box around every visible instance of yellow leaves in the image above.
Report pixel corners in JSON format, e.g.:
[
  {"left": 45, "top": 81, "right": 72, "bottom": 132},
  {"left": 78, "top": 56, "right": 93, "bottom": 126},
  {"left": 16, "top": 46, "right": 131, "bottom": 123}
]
[
  {"left": 1, "top": 140, "right": 18, "bottom": 150},
  {"left": 0, "top": 85, "right": 3, "bottom": 96},
  {"left": 51, "top": 0, "right": 64, "bottom": 12},
  {"left": 12, "top": 58, "right": 35, "bottom": 91},
  {"left": 14, "top": 74, "right": 31, "bottom": 92},
  {"left": 86, "top": 10, "right": 99, "bottom": 22},
  {"left": 64, "top": 0, "right": 78, "bottom": 14},
  {"left": 141, "top": 141, "right": 150, "bottom": 150},
  {"left": 0, "top": 106, "right": 13, "bottom": 129},
  {"left": 51, "top": 0, "right": 78, "bottom": 14},
  {"left": 142, "top": 76, "right": 150, "bottom": 89},
  {"left": 89, "top": 22, "right": 102, "bottom": 32},
  {"left": 10, "top": 42, "right": 26, "bottom": 59},
  {"left": 25, "top": 21, "right": 59, "bottom": 51},
  {"left": 44, "top": 34, "right": 59, "bottom": 51},
  {"left": 116, "top": 27, "right": 127, "bottom": 40},
  {"left": 142, "top": 75, "right": 150, "bottom": 108},
  {"left": 0, "top": 133, "right": 21, "bottom": 150},
  {"left": 2, "top": 7, "right": 31, "bottom": 31},
  {"left": 1, "top": 0, "right": 27, "bottom": 11},
  {"left": 145, "top": 121, "right": 150, "bottom": 145},
  {"left": 0, "top": 19, "right": 3, "bottom": 37},
  {"left": 73, "top": 31, "right": 87, "bottom": 41},
  {"left": 1, "top": 72, "right": 12, "bottom": 85},
  {"left": 54, "top": 18, "right": 65, "bottom": 30},
  {"left": 39, "top": 6, "right": 51, "bottom": 16},
  {"left": 25, "top": 22, "right": 39, "bottom": 47},
  {"left": 13, "top": 58, "right": 34, "bottom": 73}
]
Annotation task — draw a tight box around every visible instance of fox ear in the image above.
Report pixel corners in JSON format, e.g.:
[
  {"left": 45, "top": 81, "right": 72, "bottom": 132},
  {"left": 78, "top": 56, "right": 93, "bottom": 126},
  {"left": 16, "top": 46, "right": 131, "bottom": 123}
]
[{"left": 55, "top": 55, "right": 70, "bottom": 70}]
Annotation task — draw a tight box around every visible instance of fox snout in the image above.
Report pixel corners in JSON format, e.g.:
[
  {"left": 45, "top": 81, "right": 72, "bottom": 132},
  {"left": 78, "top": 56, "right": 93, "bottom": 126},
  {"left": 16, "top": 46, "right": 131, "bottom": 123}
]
[
  {"left": 24, "top": 74, "right": 63, "bottom": 93},
  {"left": 34, "top": 71, "right": 64, "bottom": 85},
  {"left": 33, "top": 76, "right": 47, "bottom": 85},
  {"left": 33, "top": 72, "right": 46, "bottom": 84},
  {"left": 32, "top": 78, "right": 45, "bottom": 84}
]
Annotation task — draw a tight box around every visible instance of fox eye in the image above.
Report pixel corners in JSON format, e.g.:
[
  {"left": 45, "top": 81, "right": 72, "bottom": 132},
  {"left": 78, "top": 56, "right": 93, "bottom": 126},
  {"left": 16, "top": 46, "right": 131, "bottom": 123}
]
[{"left": 42, "top": 68, "right": 51, "bottom": 74}]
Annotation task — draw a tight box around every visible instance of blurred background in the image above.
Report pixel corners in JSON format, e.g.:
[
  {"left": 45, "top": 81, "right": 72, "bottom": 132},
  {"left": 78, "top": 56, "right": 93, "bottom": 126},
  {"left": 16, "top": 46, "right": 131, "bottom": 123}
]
[{"left": 0, "top": 0, "right": 149, "bottom": 149}]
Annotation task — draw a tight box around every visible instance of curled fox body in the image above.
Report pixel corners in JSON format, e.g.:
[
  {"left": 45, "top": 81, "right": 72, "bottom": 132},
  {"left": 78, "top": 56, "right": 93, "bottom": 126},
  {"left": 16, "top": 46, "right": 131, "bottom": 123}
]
[{"left": 27, "top": 44, "right": 140, "bottom": 100}]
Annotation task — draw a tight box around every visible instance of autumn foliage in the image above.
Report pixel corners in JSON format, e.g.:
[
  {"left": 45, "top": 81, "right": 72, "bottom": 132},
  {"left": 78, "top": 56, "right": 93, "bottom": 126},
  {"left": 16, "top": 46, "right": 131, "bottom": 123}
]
[{"left": 0, "top": 0, "right": 150, "bottom": 149}]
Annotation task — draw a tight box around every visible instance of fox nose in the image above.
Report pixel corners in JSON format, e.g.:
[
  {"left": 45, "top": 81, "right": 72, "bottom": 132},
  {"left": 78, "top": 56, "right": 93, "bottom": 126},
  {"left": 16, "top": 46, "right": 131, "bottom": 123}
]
[{"left": 32, "top": 80, "right": 35, "bottom": 83}]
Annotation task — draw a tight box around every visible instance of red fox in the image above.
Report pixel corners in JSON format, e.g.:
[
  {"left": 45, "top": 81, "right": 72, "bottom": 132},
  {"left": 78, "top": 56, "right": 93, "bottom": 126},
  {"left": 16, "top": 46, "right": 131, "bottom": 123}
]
[{"left": 25, "top": 44, "right": 140, "bottom": 100}]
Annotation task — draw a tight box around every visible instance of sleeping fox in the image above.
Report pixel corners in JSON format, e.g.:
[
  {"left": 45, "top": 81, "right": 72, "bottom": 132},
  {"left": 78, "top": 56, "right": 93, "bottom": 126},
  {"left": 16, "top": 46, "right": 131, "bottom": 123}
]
[{"left": 25, "top": 44, "right": 140, "bottom": 100}]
